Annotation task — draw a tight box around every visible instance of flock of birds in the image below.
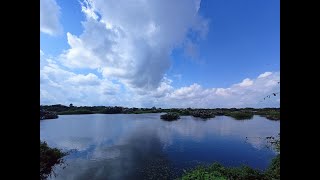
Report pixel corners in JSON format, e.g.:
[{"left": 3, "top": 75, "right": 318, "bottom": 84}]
[{"left": 259, "top": 81, "right": 280, "bottom": 102}]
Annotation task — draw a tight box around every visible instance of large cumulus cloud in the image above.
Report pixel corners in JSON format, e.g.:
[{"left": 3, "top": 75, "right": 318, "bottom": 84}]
[{"left": 60, "top": 0, "right": 209, "bottom": 90}]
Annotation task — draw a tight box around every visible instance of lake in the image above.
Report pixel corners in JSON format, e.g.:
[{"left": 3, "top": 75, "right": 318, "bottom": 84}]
[{"left": 40, "top": 113, "right": 279, "bottom": 180}]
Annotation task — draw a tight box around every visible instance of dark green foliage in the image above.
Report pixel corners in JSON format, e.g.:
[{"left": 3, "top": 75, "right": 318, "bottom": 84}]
[
  {"left": 160, "top": 112, "right": 180, "bottom": 121},
  {"left": 40, "top": 110, "right": 58, "bottom": 120},
  {"left": 222, "top": 165, "right": 267, "bottom": 180},
  {"left": 59, "top": 109, "right": 94, "bottom": 115},
  {"left": 257, "top": 110, "right": 280, "bottom": 120},
  {"left": 40, "top": 140, "right": 68, "bottom": 180},
  {"left": 265, "top": 154, "right": 280, "bottom": 180},
  {"left": 40, "top": 105, "right": 279, "bottom": 121},
  {"left": 191, "top": 110, "right": 215, "bottom": 119},
  {"left": 225, "top": 111, "right": 254, "bottom": 120},
  {"left": 180, "top": 163, "right": 267, "bottom": 180},
  {"left": 181, "top": 165, "right": 227, "bottom": 180},
  {"left": 41, "top": 104, "right": 70, "bottom": 112}
]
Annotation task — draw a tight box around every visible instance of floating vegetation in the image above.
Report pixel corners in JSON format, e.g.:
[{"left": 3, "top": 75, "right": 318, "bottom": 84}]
[
  {"left": 40, "top": 110, "right": 58, "bottom": 120},
  {"left": 160, "top": 112, "right": 180, "bottom": 121},
  {"left": 225, "top": 111, "right": 254, "bottom": 120},
  {"left": 191, "top": 110, "right": 215, "bottom": 119}
]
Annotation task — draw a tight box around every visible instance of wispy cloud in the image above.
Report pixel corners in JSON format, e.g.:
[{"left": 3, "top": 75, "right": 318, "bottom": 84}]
[
  {"left": 40, "top": 0, "right": 63, "bottom": 35},
  {"left": 41, "top": 51, "right": 280, "bottom": 108}
]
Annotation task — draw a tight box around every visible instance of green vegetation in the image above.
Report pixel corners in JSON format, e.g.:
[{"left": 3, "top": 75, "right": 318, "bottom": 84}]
[
  {"left": 265, "top": 154, "right": 280, "bottom": 180},
  {"left": 59, "top": 109, "right": 94, "bottom": 115},
  {"left": 40, "top": 105, "right": 279, "bottom": 120},
  {"left": 180, "top": 134, "right": 280, "bottom": 180},
  {"left": 256, "top": 109, "right": 280, "bottom": 120},
  {"left": 40, "top": 110, "right": 58, "bottom": 120},
  {"left": 160, "top": 112, "right": 180, "bottom": 121},
  {"left": 191, "top": 110, "right": 215, "bottom": 119},
  {"left": 181, "top": 163, "right": 266, "bottom": 180},
  {"left": 225, "top": 111, "right": 254, "bottom": 120},
  {"left": 40, "top": 140, "right": 68, "bottom": 180}
]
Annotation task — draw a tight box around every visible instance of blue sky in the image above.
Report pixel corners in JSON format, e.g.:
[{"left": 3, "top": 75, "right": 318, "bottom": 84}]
[{"left": 40, "top": 0, "right": 280, "bottom": 108}]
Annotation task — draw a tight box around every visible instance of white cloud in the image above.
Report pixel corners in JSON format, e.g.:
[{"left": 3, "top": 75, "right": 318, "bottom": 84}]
[
  {"left": 65, "top": 73, "right": 101, "bottom": 86},
  {"left": 258, "top": 72, "right": 272, "bottom": 78},
  {"left": 40, "top": 49, "right": 44, "bottom": 56},
  {"left": 155, "top": 71, "right": 280, "bottom": 108},
  {"left": 40, "top": 0, "right": 63, "bottom": 36},
  {"left": 41, "top": 45, "right": 280, "bottom": 108},
  {"left": 40, "top": 1, "right": 279, "bottom": 108},
  {"left": 80, "top": 0, "right": 99, "bottom": 20},
  {"left": 60, "top": 0, "right": 208, "bottom": 90},
  {"left": 236, "top": 78, "right": 253, "bottom": 87},
  {"left": 40, "top": 58, "right": 121, "bottom": 106}
]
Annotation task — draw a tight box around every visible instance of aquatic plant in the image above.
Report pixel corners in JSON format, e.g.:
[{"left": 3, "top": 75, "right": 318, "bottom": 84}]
[
  {"left": 191, "top": 110, "right": 215, "bottom": 119},
  {"left": 160, "top": 112, "right": 180, "bottom": 121},
  {"left": 225, "top": 111, "right": 254, "bottom": 120}
]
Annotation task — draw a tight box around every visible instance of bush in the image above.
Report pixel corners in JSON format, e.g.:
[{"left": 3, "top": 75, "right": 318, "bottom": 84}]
[
  {"left": 40, "top": 110, "right": 58, "bottom": 120},
  {"left": 40, "top": 140, "right": 68, "bottom": 180},
  {"left": 226, "top": 111, "right": 253, "bottom": 120},
  {"left": 191, "top": 111, "right": 215, "bottom": 119},
  {"left": 265, "top": 154, "right": 280, "bottom": 180},
  {"left": 180, "top": 162, "right": 267, "bottom": 180},
  {"left": 160, "top": 112, "right": 180, "bottom": 121}
]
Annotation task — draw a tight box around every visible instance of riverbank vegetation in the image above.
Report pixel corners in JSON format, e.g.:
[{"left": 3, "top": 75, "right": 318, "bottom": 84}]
[
  {"left": 225, "top": 111, "right": 254, "bottom": 120},
  {"left": 40, "top": 140, "right": 68, "bottom": 180},
  {"left": 180, "top": 134, "right": 280, "bottom": 180},
  {"left": 40, "top": 105, "right": 279, "bottom": 120},
  {"left": 256, "top": 109, "right": 280, "bottom": 120},
  {"left": 40, "top": 110, "right": 58, "bottom": 120}
]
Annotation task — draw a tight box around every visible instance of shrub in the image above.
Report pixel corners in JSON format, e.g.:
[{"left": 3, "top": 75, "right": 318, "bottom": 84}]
[
  {"left": 40, "top": 140, "right": 68, "bottom": 180},
  {"left": 226, "top": 111, "right": 254, "bottom": 120},
  {"left": 160, "top": 112, "right": 180, "bottom": 121}
]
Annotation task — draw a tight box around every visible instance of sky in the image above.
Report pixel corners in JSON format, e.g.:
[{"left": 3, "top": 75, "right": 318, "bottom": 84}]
[{"left": 40, "top": 0, "right": 280, "bottom": 108}]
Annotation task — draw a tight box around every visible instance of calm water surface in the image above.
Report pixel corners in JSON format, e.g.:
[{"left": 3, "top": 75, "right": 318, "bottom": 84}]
[{"left": 40, "top": 114, "right": 279, "bottom": 180}]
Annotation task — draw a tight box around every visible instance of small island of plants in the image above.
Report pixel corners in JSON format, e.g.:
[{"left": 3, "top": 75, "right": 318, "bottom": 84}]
[
  {"left": 40, "top": 104, "right": 279, "bottom": 121},
  {"left": 191, "top": 110, "right": 215, "bottom": 119},
  {"left": 225, "top": 111, "right": 254, "bottom": 120},
  {"left": 160, "top": 112, "right": 180, "bottom": 121}
]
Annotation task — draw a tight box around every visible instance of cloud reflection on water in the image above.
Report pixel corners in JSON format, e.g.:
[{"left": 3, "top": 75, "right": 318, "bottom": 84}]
[{"left": 41, "top": 114, "right": 279, "bottom": 180}]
